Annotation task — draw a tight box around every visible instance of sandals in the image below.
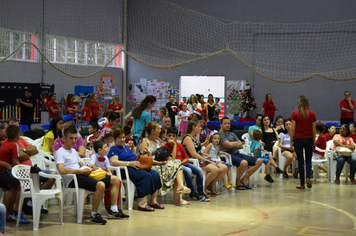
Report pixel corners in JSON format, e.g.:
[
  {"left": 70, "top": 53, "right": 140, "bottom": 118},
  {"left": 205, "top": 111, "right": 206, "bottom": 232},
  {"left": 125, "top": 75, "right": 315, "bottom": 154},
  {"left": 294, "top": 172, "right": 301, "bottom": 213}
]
[
  {"left": 236, "top": 185, "right": 246, "bottom": 190},
  {"left": 206, "top": 190, "right": 219, "bottom": 195},
  {"left": 175, "top": 200, "right": 191, "bottom": 206},
  {"left": 241, "top": 183, "right": 252, "bottom": 190},
  {"left": 138, "top": 205, "right": 155, "bottom": 212},
  {"left": 223, "top": 182, "right": 232, "bottom": 190},
  {"left": 148, "top": 203, "right": 165, "bottom": 209},
  {"left": 177, "top": 187, "right": 191, "bottom": 195},
  {"left": 229, "top": 181, "right": 236, "bottom": 189}
]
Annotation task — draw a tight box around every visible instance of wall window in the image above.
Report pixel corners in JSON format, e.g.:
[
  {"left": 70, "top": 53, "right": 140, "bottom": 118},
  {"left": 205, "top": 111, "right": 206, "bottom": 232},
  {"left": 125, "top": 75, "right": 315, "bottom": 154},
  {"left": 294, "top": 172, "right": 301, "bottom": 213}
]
[
  {"left": 0, "top": 29, "right": 37, "bottom": 62},
  {"left": 45, "top": 35, "right": 122, "bottom": 67}
]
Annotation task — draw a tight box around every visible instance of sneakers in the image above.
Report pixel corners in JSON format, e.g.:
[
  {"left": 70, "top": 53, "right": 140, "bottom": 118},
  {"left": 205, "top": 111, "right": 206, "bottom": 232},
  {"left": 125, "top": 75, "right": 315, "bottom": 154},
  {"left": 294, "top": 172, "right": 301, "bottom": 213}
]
[
  {"left": 90, "top": 213, "right": 107, "bottom": 225},
  {"left": 275, "top": 167, "right": 284, "bottom": 174},
  {"left": 22, "top": 201, "right": 48, "bottom": 215},
  {"left": 11, "top": 212, "right": 30, "bottom": 224},
  {"left": 264, "top": 174, "right": 274, "bottom": 183},
  {"left": 107, "top": 209, "right": 129, "bottom": 220},
  {"left": 190, "top": 192, "right": 209, "bottom": 202},
  {"left": 283, "top": 172, "right": 289, "bottom": 178}
]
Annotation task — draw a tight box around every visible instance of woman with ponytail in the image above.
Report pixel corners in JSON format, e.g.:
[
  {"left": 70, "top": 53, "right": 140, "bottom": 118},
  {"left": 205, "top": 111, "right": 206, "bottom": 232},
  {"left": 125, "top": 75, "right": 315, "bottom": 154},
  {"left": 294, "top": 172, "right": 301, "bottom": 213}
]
[{"left": 126, "top": 95, "right": 156, "bottom": 145}]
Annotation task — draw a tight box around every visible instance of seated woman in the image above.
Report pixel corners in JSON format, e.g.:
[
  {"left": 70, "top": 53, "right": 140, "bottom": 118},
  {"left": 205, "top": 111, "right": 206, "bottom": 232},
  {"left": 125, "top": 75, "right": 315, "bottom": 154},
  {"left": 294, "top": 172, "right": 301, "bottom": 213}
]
[
  {"left": 273, "top": 115, "right": 285, "bottom": 134},
  {"left": 182, "top": 119, "right": 228, "bottom": 197},
  {"left": 52, "top": 122, "right": 86, "bottom": 158},
  {"left": 261, "top": 115, "right": 279, "bottom": 159},
  {"left": 139, "top": 121, "right": 191, "bottom": 205},
  {"left": 278, "top": 119, "right": 296, "bottom": 178},
  {"left": 108, "top": 128, "right": 162, "bottom": 212},
  {"left": 349, "top": 123, "right": 356, "bottom": 143},
  {"left": 332, "top": 124, "right": 356, "bottom": 185},
  {"left": 43, "top": 117, "right": 63, "bottom": 155}
]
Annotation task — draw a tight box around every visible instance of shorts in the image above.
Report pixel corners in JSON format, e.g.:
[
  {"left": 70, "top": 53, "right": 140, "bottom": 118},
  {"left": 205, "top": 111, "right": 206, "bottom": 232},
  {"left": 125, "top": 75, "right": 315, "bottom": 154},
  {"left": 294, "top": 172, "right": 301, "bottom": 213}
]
[
  {"left": 259, "top": 155, "right": 270, "bottom": 165},
  {"left": 230, "top": 152, "right": 258, "bottom": 167},
  {"left": 0, "top": 169, "right": 20, "bottom": 188},
  {"left": 281, "top": 149, "right": 293, "bottom": 154},
  {"left": 219, "top": 156, "right": 232, "bottom": 168},
  {"left": 69, "top": 174, "right": 111, "bottom": 192},
  {"left": 39, "top": 169, "right": 53, "bottom": 183}
]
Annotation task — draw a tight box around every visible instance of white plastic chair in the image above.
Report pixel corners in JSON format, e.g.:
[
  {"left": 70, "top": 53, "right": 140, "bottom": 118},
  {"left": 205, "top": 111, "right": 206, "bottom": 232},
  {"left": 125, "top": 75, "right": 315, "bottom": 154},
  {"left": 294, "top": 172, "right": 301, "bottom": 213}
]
[
  {"left": 110, "top": 166, "right": 135, "bottom": 210},
  {"left": 275, "top": 141, "right": 297, "bottom": 179},
  {"left": 312, "top": 147, "right": 328, "bottom": 181},
  {"left": 0, "top": 188, "right": 7, "bottom": 202},
  {"left": 21, "top": 136, "right": 35, "bottom": 145},
  {"left": 12, "top": 164, "right": 63, "bottom": 230}
]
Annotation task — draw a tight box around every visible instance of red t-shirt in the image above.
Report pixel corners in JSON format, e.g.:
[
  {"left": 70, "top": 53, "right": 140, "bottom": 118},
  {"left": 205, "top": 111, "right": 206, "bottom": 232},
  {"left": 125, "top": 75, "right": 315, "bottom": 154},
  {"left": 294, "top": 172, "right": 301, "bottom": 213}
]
[
  {"left": 313, "top": 134, "right": 327, "bottom": 156},
  {"left": 125, "top": 136, "right": 133, "bottom": 143},
  {"left": 324, "top": 133, "right": 335, "bottom": 142},
  {"left": 103, "top": 124, "right": 112, "bottom": 129},
  {"left": 82, "top": 107, "right": 90, "bottom": 121},
  {"left": 65, "top": 102, "right": 77, "bottom": 117},
  {"left": 291, "top": 109, "right": 317, "bottom": 139},
  {"left": 90, "top": 101, "right": 99, "bottom": 119},
  {"left": 48, "top": 100, "right": 60, "bottom": 118},
  {"left": 340, "top": 99, "right": 355, "bottom": 119},
  {"left": 263, "top": 101, "right": 276, "bottom": 119},
  {"left": 88, "top": 133, "right": 101, "bottom": 145},
  {"left": 0, "top": 140, "right": 19, "bottom": 170},
  {"left": 108, "top": 103, "right": 123, "bottom": 112},
  {"left": 164, "top": 142, "right": 189, "bottom": 164},
  {"left": 349, "top": 133, "right": 356, "bottom": 143}
]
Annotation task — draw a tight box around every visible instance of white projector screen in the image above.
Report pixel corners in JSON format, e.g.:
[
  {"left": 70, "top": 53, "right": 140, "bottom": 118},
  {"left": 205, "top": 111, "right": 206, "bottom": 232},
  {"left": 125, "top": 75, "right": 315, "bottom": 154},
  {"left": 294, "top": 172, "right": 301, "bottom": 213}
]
[{"left": 179, "top": 76, "right": 225, "bottom": 118}]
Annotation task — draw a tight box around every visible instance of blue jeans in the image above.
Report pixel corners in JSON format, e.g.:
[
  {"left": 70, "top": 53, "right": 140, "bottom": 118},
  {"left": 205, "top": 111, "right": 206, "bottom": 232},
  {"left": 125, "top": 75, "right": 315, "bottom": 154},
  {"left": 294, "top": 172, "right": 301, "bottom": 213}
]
[
  {"left": 294, "top": 138, "right": 314, "bottom": 186},
  {"left": 0, "top": 203, "right": 5, "bottom": 234},
  {"left": 336, "top": 155, "right": 356, "bottom": 178},
  {"left": 183, "top": 164, "right": 204, "bottom": 195}
]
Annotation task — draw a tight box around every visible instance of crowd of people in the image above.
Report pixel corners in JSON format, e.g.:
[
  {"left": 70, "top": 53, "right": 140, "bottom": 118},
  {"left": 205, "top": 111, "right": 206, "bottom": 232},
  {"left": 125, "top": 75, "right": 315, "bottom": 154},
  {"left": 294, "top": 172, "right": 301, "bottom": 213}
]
[{"left": 0, "top": 91, "right": 355, "bottom": 233}]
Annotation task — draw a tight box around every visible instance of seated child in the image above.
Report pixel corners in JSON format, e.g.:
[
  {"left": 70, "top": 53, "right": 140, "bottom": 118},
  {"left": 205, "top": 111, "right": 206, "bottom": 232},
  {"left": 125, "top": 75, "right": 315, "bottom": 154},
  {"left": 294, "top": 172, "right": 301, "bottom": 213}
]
[
  {"left": 89, "top": 141, "right": 127, "bottom": 219},
  {"left": 123, "top": 125, "right": 134, "bottom": 152},
  {"left": 159, "top": 127, "right": 167, "bottom": 146},
  {"left": 158, "top": 107, "right": 167, "bottom": 126},
  {"left": 324, "top": 125, "right": 336, "bottom": 142},
  {"left": 213, "top": 97, "right": 221, "bottom": 120},
  {"left": 88, "top": 122, "right": 101, "bottom": 149},
  {"left": 312, "top": 123, "right": 327, "bottom": 173},
  {"left": 203, "top": 131, "right": 235, "bottom": 190},
  {"left": 250, "top": 129, "right": 283, "bottom": 183},
  {"left": 164, "top": 127, "right": 208, "bottom": 203}
]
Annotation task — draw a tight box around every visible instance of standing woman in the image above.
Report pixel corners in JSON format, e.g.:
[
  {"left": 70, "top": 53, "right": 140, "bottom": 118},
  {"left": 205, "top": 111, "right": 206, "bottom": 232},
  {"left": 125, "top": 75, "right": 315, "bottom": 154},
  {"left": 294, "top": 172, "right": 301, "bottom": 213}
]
[
  {"left": 261, "top": 93, "right": 278, "bottom": 120},
  {"left": 198, "top": 94, "right": 207, "bottom": 118},
  {"left": 129, "top": 95, "right": 156, "bottom": 145},
  {"left": 47, "top": 92, "right": 61, "bottom": 123},
  {"left": 108, "top": 96, "right": 124, "bottom": 116},
  {"left": 65, "top": 94, "right": 78, "bottom": 118},
  {"left": 166, "top": 94, "right": 178, "bottom": 128},
  {"left": 206, "top": 94, "right": 218, "bottom": 121},
  {"left": 290, "top": 95, "right": 316, "bottom": 189},
  {"left": 89, "top": 93, "right": 99, "bottom": 123},
  {"left": 187, "top": 94, "right": 198, "bottom": 114}
]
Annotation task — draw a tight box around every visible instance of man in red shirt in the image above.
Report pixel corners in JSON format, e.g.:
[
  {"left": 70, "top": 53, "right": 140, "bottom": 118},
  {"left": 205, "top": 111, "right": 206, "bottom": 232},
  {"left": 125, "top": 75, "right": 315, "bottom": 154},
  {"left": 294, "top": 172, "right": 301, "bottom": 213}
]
[
  {"left": 340, "top": 91, "right": 355, "bottom": 125},
  {"left": 0, "top": 125, "right": 23, "bottom": 222}
]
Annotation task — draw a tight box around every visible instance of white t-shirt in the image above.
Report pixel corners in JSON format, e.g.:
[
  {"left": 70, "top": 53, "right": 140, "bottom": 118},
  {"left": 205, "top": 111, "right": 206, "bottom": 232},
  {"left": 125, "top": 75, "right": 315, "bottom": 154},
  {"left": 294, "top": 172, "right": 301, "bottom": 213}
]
[
  {"left": 278, "top": 133, "right": 291, "bottom": 148},
  {"left": 179, "top": 110, "right": 190, "bottom": 122},
  {"left": 55, "top": 147, "right": 82, "bottom": 186},
  {"left": 89, "top": 153, "right": 111, "bottom": 170}
]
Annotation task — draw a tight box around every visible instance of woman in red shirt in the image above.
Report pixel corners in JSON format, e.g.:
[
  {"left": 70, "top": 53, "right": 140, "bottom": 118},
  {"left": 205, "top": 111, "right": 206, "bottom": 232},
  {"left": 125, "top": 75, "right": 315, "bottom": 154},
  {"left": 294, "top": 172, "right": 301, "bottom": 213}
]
[
  {"left": 291, "top": 95, "right": 316, "bottom": 189},
  {"left": 81, "top": 98, "right": 91, "bottom": 126},
  {"left": 89, "top": 93, "right": 99, "bottom": 123},
  {"left": 349, "top": 123, "right": 356, "bottom": 143},
  {"left": 48, "top": 92, "right": 61, "bottom": 123},
  {"left": 108, "top": 96, "right": 124, "bottom": 117},
  {"left": 65, "top": 94, "right": 78, "bottom": 118},
  {"left": 261, "top": 93, "right": 278, "bottom": 120}
]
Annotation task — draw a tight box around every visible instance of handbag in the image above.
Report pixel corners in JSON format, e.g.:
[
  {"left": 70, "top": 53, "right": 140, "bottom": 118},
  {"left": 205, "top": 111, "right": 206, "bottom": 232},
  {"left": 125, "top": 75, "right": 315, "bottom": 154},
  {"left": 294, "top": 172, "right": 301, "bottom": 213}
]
[
  {"left": 136, "top": 154, "right": 153, "bottom": 170},
  {"left": 89, "top": 167, "right": 107, "bottom": 180},
  {"left": 336, "top": 146, "right": 353, "bottom": 157}
]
